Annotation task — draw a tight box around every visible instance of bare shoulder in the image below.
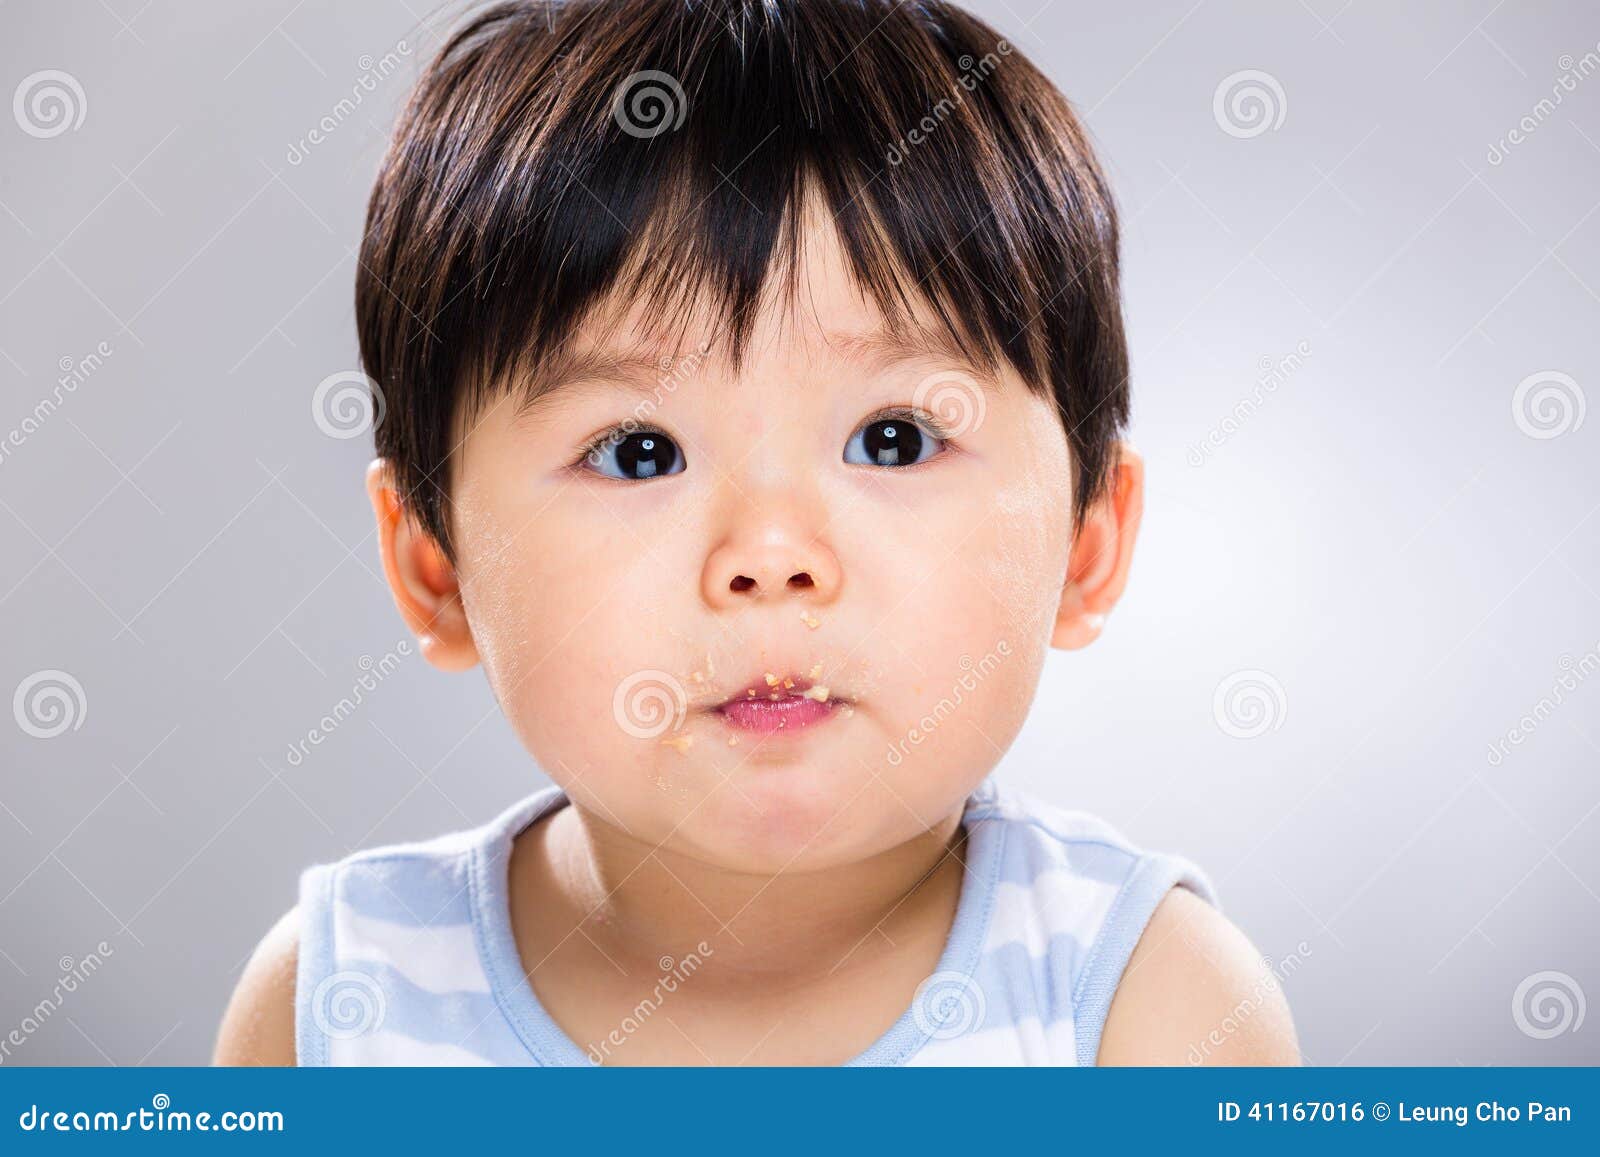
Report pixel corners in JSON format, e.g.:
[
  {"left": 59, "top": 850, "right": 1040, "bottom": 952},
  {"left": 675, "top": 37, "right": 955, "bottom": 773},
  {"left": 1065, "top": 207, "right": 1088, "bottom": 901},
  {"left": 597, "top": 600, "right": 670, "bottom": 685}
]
[
  {"left": 1097, "top": 885, "right": 1301, "bottom": 1065},
  {"left": 212, "top": 905, "right": 299, "bottom": 1066}
]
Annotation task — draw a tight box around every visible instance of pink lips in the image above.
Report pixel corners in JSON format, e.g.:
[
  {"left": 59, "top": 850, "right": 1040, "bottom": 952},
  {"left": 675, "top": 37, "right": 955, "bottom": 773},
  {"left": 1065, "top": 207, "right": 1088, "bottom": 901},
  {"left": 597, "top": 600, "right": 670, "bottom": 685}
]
[{"left": 718, "top": 693, "right": 839, "bottom": 734}]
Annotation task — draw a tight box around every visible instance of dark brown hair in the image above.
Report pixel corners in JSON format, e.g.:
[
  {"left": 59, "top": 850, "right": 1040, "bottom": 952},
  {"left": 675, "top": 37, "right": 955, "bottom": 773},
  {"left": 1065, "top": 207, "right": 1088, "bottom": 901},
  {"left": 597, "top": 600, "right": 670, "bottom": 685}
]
[{"left": 357, "top": 0, "right": 1128, "bottom": 562}]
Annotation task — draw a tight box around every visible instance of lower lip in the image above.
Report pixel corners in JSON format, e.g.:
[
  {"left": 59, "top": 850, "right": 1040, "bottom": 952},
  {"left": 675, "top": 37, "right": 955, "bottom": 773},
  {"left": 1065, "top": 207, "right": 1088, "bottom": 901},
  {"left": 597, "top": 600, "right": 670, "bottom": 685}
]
[{"left": 717, "top": 695, "right": 841, "bottom": 734}]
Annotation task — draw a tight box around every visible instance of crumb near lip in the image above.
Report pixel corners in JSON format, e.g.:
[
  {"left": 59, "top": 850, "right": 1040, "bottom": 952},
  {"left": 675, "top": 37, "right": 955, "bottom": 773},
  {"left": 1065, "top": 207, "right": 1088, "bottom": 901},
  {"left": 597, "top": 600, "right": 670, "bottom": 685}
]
[
  {"left": 800, "top": 611, "right": 820, "bottom": 629},
  {"left": 660, "top": 732, "right": 693, "bottom": 754}
]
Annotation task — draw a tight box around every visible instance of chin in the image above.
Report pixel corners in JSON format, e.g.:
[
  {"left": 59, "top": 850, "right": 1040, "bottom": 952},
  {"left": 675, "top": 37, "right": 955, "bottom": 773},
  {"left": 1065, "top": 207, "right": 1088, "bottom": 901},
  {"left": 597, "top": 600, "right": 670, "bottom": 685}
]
[{"left": 664, "top": 763, "right": 923, "bottom": 875}]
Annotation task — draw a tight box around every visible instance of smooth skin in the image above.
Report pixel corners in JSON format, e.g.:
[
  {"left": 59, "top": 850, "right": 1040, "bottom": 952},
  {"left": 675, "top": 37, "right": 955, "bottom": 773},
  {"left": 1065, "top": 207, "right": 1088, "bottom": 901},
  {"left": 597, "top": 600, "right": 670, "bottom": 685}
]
[{"left": 215, "top": 188, "right": 1298, "bottom": 1066}]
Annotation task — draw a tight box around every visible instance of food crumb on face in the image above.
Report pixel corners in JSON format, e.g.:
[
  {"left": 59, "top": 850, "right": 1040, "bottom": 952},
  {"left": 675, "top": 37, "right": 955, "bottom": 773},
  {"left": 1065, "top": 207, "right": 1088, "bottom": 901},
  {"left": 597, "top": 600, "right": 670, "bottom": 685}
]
[
  {"left": 800, "top": 611, "right": 821, "bottom": 629},
  {"left": 808, "top": 663, "right": 823, "bottom": 680},
  {"left": 659, "top": 732, "right": 694, "bottom": 754},
  {"left": 803, "top": 684, "right": 829, "bottom": 701},
  {"left": 726, "top": 735, "right": 739, "bottom": 746},
  {"left": 764, "top": 672, "right": 781, "bottom": 687}
]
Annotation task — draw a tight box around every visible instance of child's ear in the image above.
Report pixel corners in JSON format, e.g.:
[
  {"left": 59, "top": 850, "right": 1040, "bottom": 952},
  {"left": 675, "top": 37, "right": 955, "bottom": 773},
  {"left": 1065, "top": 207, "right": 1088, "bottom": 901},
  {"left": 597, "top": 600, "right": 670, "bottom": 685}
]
[
  {"left": 366, "top": 459, "right": 479, "bottom": 673},
  {"left": 1051, "top": 443, "right": 1144, "bottom": 651}
]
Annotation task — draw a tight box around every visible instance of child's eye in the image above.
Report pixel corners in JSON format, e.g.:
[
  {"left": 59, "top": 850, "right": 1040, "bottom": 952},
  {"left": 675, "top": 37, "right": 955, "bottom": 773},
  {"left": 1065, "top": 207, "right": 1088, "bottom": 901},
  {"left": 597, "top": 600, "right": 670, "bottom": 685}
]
[
  {"left": 843, "top": 408, "right": 949, "bottom": 468},
  {"left": 582, "top": 428, "right": 685, "bottom": 480}
]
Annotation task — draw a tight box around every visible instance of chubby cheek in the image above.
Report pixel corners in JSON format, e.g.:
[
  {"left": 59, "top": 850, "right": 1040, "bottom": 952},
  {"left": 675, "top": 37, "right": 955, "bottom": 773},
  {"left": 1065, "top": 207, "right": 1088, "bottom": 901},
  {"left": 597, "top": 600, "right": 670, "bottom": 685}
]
[
  {"left": 866, "top": 511, "right": 1056, "bottom": 812},
  {"left": 453, "top": 488, "right": 684, "bottom": 787}
]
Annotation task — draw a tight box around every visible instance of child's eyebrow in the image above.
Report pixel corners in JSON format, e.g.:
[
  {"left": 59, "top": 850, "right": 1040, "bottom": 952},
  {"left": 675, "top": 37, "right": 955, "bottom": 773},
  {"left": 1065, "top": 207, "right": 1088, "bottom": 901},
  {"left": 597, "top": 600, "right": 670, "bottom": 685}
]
[{"left": 516, "top": 319, "right": 999, "bottom": 416}]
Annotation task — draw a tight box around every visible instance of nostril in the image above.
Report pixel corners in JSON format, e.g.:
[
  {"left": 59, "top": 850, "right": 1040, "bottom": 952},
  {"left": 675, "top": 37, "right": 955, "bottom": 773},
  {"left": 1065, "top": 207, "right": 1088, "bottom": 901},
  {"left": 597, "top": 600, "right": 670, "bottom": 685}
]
[
  {"left": 730, "top": 575, "right": 756, "bottom": 593},
  {"left": 788, "top": 572, "right": 814, "bottom": 589}
]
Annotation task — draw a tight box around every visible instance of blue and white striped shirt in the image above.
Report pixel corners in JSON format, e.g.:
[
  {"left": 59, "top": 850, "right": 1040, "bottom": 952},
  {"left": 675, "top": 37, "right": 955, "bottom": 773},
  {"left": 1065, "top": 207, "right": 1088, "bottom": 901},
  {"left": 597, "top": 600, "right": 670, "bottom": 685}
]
[{"left": 294, "top": 776, "right": 1217, "bottom": 1065}]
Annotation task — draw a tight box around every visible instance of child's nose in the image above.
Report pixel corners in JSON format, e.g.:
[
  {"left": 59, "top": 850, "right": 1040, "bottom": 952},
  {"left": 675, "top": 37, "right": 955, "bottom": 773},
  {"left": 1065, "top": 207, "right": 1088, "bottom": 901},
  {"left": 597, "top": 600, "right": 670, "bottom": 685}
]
[{"left": 701, "top": 519, "right": 842, "bottom": 611}]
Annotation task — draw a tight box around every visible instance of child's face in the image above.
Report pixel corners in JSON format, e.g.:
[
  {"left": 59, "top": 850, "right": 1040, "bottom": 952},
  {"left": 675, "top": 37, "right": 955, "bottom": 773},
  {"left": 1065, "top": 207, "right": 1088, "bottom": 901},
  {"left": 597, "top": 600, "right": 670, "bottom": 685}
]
[{"left": 387, "top": 201, "right": 1095, "bottom": 874}]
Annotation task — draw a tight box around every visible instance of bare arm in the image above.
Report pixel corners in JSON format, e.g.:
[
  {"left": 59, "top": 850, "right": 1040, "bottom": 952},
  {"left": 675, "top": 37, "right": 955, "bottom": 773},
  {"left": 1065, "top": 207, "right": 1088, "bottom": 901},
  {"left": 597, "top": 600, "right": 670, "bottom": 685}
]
[
  {"left": 211, "top": 906, "right": 299, "bottom": 1066},
  {"left": 1097, "top": 886, "right": 1301, "bottom": 1065}
]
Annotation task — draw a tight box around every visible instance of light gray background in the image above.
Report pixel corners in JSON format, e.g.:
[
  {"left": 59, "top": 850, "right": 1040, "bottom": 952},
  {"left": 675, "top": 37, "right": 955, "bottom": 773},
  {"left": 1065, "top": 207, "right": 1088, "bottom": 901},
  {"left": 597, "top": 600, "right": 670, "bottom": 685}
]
[{"left": 2, "top": 0, "right": 1596, "bottom": 1065}]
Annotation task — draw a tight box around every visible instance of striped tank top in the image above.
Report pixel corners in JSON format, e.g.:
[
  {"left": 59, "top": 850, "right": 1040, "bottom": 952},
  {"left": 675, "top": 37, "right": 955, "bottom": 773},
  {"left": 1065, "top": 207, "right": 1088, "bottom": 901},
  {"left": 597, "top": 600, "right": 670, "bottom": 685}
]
[{"left": 294, "top": 776, "right": 1217, "bottom": 1065}]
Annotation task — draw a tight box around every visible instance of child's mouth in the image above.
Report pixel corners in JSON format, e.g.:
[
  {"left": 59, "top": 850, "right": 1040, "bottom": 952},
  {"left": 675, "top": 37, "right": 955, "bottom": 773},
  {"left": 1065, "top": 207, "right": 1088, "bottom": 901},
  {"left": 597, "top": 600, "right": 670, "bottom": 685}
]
[{"left": 711, "top": 671, "right": 851, "bottom": 735}]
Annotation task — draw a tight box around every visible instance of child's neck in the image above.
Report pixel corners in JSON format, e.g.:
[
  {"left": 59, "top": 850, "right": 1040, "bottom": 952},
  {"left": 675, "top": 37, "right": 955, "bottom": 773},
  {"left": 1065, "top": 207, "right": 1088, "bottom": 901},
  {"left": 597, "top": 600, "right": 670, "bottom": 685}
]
[{"left": 537, "top": 798, "right": 969, "bottom": 983}]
